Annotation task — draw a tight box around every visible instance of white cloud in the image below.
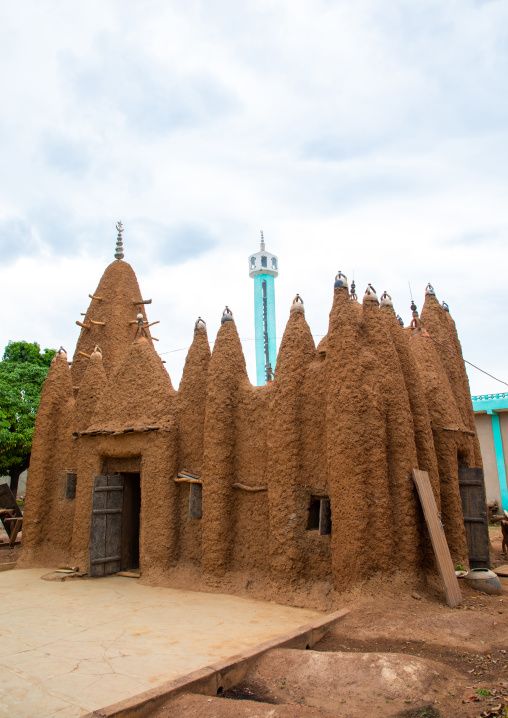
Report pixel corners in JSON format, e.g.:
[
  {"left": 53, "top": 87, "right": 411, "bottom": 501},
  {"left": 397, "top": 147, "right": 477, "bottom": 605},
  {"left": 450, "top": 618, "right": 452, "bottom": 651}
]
[{"left": 0, "top": 0, "right": 507, "bottom": 395}]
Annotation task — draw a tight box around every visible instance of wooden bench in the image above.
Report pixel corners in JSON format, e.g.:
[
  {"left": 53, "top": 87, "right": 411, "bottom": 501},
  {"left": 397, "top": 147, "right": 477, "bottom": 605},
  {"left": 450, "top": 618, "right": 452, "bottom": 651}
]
[{"left": 0, "top": 483, "right": 23, "bottom": 547}]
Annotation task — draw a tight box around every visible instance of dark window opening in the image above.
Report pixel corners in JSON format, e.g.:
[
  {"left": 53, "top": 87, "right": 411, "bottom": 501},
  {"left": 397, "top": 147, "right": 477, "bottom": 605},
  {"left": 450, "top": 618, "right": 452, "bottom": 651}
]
[
  {"left": 65, "top": 472, "right": 77, "bottom": 499},
  {"left": 307, "top": 498, "right": 321, "bottom": 530},
  {"left": 307, "top": 496, "right": 331, "bottom": 535},
  {"left": 261, "top": 255, "right": 267, "bottom": 268},
  {"left": 189, "top": 483, "right": 202, "bottom": 519},
  {"left": 271, "top": 257, "right": 277, "bottom": 270},
  {"left": 250, "top": 256, "right": 256, "bottom": 269}
]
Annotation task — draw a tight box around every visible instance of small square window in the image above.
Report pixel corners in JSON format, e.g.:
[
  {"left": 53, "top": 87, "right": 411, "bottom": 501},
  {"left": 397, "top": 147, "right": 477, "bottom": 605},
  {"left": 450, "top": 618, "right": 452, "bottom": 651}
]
[
  {"left": 306, "top": 496, "right": 331, "bottom": 535},
  {"left": 189, "top": 483, "right": 202, "bottom": 519},
  {"left": 65, "top": 472, "right": 77, "bottom": 499}
]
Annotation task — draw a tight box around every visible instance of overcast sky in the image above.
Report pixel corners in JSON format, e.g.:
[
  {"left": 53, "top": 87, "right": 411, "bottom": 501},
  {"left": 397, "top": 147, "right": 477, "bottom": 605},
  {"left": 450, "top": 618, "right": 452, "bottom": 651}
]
[{"left": 1, "top": 0, "right": 507, "bottom": 395}]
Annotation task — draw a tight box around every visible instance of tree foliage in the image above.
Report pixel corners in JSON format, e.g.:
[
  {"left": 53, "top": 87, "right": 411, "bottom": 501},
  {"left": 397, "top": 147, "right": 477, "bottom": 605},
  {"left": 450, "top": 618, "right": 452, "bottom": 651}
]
[
  {"left": 3, "top": 340, "right": 56, "bottom": 367},
  {"left": 0, "top": 341, "right": 56, "bottom": 494}
]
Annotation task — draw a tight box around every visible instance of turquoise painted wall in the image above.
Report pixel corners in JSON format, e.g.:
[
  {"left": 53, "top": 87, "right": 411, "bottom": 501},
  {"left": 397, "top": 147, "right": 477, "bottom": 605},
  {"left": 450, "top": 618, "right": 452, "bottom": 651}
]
[
  {"left": 254, "top": 273, "right": 276, "bottom": 385},
  {"left": 472, "top": 393, "right": 508, "bottom": 512}
]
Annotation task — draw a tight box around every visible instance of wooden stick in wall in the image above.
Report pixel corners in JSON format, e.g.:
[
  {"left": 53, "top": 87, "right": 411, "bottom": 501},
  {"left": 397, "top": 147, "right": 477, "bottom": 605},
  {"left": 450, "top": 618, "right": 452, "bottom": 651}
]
[
  {"left": 78, "top": 351, "right": 91, "bottom": 359},
  {"left": 178, "top": 470, "right": 202, "bottom": 480},
  {"left": 76, "top": 321, "right": 90, "bottom": 330},
  {"left": 89, "top": 294, "right": 103, "bottom": 301},
  {"left": 147, "top": 321, "right": 160, "bottom": 328},
  {"left": 89, "top": 320, "right": 106, "bottom": 326},
  {"left": 133, "top": 299, "right": 152, "bottom": 304},
  {"left": 232, "top": 483, "right": 267, "bottom": 492}
]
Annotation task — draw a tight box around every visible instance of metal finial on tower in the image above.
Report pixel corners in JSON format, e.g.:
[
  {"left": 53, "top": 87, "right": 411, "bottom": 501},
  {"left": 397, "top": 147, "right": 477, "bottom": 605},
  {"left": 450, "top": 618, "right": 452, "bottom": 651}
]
[
  {"left": 363, "top": 283, "right": 378, "bottom": 302},
  {"left": 115, "top": 221, "right": 124, "bottom": 260},
  {"left": 334, "top": 270, "right": 348, "bottom": 290},
  {"left": 260, "top": 230, "right": 265, "bottom": 251},
  {"left": 221, "top": 306, "right": 234, "bottom": 323},
  {"left": 380, "top": 291, "right": 393, "bottom": 307},
  {"left": 290, "top": 293, "right": 304, "bottom": 313}
]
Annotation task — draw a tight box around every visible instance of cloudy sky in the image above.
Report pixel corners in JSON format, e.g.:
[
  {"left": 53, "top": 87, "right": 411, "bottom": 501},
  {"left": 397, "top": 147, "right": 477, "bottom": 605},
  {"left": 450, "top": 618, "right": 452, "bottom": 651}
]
[{"left": 1, "top": 0, "right": 507, "bottom": 394}]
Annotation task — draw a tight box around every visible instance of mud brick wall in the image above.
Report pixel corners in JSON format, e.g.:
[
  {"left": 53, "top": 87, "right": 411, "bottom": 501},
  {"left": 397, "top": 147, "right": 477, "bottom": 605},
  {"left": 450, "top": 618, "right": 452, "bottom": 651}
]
[{"left": 20, "top": 259, "right": 478, "bottom": 607}]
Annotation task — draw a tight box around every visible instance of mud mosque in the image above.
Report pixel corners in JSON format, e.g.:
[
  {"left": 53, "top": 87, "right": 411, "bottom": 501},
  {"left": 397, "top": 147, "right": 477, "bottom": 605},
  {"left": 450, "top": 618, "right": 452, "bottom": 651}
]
[{"left": 19, "top": 225, "right": 484, "bottom": 606}]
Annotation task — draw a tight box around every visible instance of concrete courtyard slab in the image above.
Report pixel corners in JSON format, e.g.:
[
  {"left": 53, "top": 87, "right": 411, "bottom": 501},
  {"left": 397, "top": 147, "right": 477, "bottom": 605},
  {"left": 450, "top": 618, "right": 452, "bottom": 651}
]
[{"left": 0, "top": 569, "right": 321, "bottom": 718}]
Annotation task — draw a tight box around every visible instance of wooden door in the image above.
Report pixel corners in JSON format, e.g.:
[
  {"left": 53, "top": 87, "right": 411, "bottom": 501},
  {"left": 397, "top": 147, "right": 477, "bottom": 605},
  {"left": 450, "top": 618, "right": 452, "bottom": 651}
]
[
  {"left": 89, "top": 475, "right": 124, "bottom": 577},
  {"left": 458, "top": 466, "right": 490, "bottom": 569}
]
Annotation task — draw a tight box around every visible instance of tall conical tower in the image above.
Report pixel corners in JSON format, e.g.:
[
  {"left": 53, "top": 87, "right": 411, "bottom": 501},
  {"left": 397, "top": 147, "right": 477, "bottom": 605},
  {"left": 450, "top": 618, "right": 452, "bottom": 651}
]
[{"left": 248, "top": 231, "right": 278, "bottom": 385}]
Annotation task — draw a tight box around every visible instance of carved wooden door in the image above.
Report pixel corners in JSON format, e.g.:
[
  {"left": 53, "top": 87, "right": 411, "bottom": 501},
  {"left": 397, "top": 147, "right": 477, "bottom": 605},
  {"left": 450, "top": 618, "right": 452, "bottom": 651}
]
[
  {"left": 458, "top": 466, "right": 490, "bottom": 569},
  {"left": 89, "top": 475, "right": 124, "bottom": 577}
]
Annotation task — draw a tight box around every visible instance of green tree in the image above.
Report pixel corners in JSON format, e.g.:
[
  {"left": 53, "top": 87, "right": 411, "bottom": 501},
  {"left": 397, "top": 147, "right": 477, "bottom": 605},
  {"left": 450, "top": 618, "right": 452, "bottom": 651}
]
[
  {"left": 0, "top": 341, "right": 56, "bottom": 496},
  {"left": 3, "top": 340, "right": 56, "bottom": 367}
]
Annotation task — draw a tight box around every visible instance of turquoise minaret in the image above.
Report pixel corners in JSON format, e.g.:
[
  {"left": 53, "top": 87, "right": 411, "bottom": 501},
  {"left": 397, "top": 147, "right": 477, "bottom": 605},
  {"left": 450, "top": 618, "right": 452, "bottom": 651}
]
[{"left": 249, "top": 232, "right": 278, "bottom": 385}]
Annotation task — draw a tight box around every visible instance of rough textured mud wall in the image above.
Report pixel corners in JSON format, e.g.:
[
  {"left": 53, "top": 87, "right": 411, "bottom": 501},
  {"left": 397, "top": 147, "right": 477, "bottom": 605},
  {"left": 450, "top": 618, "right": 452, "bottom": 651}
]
[
  {"left": 174, "top": 482, "right": 202, "bottom": 566},
  {"left": 138, "top": 429, "right": 179, "bottom": 581},
  {"left": 71, "top": 260, "right": 152, "bottom": 386},
  {"left": 409, "top": 329, "right": 469, "bottom": 566},
  {"left": 363, "top": 296, "right": 422, "bottom": 573},
  {"left": 230, "top": 382, "right": 270, "bottom": 576},
  {"left": 421, "top": 294, "right": 481, "bottom": 467},
  {"left": 355, "top": 296, "right": 398, "bottom": 576},
  {"left": 177, "top": 324, "right": 211, "bottom": 474},
  {"left": 324, "top": 286, "right": 429, "bottom": 591},
  {"left": 73, "top": 350, "right": 107, "bottom": 433},
  {"left": 299, "top": 354, "right": 332, "bottom": 584},
  {"left": 201, "top": 320, "right": 249, "bottom": 577},
  {"left": 20, "top": 352, "right": 75, "bottom": 566},
  {"left": 87, "top": 337, "right": 176, "bottom": 433},
  {"left": 267, "top": 306, "right": 318, "bottom": 588},
  {"left": 380, "top": 304, "right": 441, "bottom": 504},
  {"left": 230, "top": 491, "right": 270, "bottom": 574},
  {"left": 325, "top": 288, "right": 370, "bottom": 588}
]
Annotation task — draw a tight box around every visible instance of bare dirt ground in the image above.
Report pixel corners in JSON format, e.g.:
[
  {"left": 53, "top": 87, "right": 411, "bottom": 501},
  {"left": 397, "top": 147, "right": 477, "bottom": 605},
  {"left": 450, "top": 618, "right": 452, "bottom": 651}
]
[
  {"left": 154, "top": 525, "right": 508, "bottom": 718},
  {"left": 2, "top": 523, "right": 506, "bottom": 717}
]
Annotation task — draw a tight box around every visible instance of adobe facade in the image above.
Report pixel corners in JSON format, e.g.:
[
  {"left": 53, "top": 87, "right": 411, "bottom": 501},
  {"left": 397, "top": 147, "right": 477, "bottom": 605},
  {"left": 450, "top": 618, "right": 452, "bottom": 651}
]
[{"left": 19, "top": 251, "right": 482, "bottom": 607}]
